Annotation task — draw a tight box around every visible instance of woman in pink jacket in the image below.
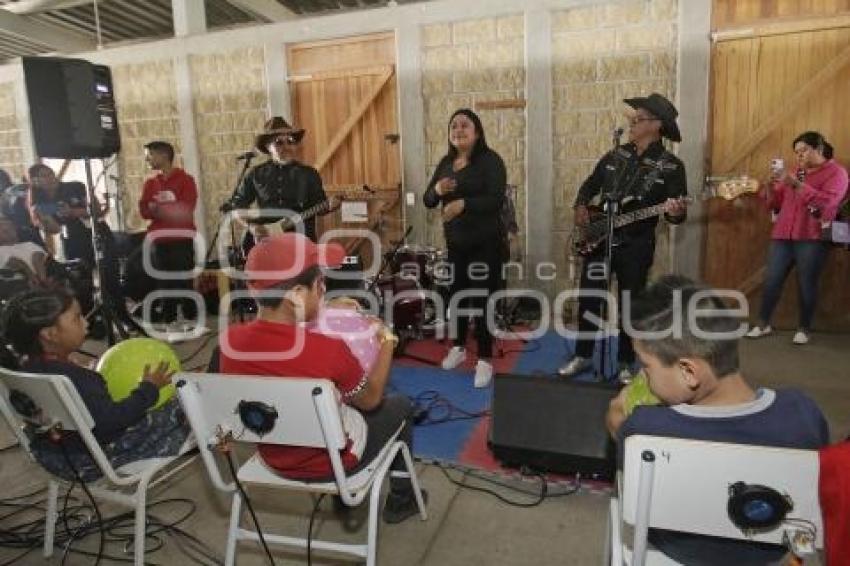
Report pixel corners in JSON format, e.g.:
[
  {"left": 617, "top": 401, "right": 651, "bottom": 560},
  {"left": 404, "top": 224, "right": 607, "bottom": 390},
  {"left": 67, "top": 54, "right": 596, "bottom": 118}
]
[{"left": 747, "top": 131, "right": 848, "bottom": 344}]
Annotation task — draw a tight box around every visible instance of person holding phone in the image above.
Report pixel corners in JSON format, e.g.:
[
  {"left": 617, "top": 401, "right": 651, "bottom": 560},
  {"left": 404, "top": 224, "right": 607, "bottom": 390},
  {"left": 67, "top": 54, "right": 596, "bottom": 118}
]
[{"left": 747, "top": 131, "right": 848, "bottom": 344}]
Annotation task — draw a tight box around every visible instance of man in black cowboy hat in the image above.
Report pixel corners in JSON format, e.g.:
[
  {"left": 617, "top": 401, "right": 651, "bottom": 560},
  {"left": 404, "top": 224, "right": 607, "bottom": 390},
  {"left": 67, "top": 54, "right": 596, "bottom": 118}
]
[
  {"left": 559, "top": 92, "right": 688, "bottom": 382},
  {"left": 224, "top": 116, "right": 328, "bottom": 244}
]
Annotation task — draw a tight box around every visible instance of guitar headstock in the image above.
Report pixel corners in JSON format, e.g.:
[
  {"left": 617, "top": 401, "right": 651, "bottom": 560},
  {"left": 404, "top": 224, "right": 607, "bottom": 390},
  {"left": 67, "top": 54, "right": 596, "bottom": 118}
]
[{"left": 708, "top": 177, "right": 760, "bottom": 201}]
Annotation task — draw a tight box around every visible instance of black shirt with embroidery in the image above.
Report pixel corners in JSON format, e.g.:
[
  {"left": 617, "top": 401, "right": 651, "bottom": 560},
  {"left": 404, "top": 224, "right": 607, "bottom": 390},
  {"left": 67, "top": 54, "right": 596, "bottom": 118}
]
[
  {"left": 230, "top": 160, "right": 327, "bottom": 241},
  {"left": 574, "top": 140, "right": 687, "bottom": 240}
]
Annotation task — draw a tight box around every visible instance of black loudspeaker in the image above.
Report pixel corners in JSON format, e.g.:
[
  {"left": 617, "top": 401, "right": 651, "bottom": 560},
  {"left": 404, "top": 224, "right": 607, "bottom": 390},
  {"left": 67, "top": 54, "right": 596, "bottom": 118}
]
[
  {"left": 489, "top": 374, "right": 618, "bottom": 480},
  {"left": 23, "top": 56, "right": 120, "bottom": 159}
]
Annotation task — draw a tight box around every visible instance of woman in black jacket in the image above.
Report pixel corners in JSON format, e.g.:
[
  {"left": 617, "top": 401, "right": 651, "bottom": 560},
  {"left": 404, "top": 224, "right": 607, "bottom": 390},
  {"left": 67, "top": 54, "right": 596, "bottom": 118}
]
[{"left": 423, "top": 108, "right": 506, "bottom": 388}]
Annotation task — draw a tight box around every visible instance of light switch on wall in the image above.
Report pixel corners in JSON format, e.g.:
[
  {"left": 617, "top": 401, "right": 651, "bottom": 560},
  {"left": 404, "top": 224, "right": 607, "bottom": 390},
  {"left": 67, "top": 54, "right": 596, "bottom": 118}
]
[{"left": 406, "top": 192, "right": 415, "bottom": 206}]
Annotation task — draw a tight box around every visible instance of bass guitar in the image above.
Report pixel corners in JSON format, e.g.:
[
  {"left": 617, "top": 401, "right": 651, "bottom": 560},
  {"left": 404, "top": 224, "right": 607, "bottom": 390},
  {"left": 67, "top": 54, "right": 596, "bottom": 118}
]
[{"left": 570, "top": 177, "right": 759, "bottom": 257}]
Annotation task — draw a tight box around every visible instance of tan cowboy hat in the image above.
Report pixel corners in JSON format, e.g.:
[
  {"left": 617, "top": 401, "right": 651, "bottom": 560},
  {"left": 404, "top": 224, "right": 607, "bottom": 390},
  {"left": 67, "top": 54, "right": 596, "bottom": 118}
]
[{"left": 254, "top": 116, "right": 306, "bottom": 154}]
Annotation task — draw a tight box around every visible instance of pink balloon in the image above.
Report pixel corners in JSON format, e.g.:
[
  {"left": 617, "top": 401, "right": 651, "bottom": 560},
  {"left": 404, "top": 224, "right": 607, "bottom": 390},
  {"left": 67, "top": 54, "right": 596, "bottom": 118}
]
[{"left": 307, "top": 307, "right": 380, "bottom": 374}]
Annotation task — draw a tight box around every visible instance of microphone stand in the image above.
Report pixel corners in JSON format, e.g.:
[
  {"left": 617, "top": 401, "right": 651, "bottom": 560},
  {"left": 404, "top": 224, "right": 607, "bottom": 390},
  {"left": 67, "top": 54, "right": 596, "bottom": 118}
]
[
  {"left": 207, "top": 154, "right": 255, "bottom": 322},
  {"left": 592, "top": 129, "right": 626, "bottom": 383},
  {"left": 83, "top": 159, "right": 143, "bottom": 345}
]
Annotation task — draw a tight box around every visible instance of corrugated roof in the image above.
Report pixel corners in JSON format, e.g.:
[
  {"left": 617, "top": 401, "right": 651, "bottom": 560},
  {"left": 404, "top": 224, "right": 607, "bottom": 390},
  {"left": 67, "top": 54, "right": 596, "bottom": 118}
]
[{"left": 0, "top": 0, "right": 423, "bottom": 62}]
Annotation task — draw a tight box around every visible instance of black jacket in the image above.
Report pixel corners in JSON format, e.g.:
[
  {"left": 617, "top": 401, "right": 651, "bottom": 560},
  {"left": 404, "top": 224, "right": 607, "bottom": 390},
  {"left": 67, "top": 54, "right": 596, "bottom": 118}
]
[
  {"left": 574, "top": 140, "right": 687, "bottom": 240},
  {"left": 423, "top": 149, "right": 506, "bottom": 251},
  {"left": 229, "top": 160, "right": 327, "bottom": 241}
]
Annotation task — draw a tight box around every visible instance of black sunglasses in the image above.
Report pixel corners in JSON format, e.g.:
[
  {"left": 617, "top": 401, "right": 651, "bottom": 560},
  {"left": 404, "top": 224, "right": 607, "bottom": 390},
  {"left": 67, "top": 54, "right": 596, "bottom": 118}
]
[{"left": 273, "top": 135, "right": 299, "bottom": 146}]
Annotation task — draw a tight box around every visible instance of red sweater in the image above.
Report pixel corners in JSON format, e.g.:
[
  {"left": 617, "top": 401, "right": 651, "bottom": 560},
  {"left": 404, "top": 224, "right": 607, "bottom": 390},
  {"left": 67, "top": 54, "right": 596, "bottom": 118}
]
[{"left": 139, "top": 168, "right": 197, "bottom": 242}]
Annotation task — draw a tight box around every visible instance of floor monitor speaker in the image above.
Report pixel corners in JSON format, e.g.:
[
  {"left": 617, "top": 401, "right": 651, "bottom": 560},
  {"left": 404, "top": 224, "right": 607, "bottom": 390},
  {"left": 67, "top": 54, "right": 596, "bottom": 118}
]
[{"left": 489, "top": 374, "right": 618, "bottom": 480}]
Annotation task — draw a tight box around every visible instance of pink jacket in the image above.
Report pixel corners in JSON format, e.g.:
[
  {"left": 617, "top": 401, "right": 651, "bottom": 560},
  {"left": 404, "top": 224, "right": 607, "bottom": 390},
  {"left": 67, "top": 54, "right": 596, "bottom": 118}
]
[{"left": 762, "top": 159, "right": 848, "bottom": 241}]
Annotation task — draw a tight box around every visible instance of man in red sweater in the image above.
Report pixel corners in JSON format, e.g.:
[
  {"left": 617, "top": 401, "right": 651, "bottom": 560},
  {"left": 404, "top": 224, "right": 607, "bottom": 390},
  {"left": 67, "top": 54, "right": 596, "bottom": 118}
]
[{"left": 139, "top": 141, "right": 198, "bottom": 324}]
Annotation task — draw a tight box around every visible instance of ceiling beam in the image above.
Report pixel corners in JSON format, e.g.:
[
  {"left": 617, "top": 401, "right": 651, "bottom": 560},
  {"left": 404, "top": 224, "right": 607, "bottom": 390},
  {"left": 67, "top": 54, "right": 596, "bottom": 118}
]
[
  {"left": 2, "top": 0, "right": 96, "bottom": 15},
  {"left": 0, "top": 9, "right": 95, "bottom": 52},
  {"left": 225, "top": 0, "right": 298, "bottom": 21}
]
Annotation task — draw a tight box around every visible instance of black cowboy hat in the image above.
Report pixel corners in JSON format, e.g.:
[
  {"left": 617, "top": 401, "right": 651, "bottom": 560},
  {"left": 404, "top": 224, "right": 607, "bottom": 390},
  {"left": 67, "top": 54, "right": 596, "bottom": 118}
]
[
  {"left": 254, "top": 116, "right": 306, "bottom": 154},
  {"left": 623, "top": 92, "right": 681, "bottom": 142}
]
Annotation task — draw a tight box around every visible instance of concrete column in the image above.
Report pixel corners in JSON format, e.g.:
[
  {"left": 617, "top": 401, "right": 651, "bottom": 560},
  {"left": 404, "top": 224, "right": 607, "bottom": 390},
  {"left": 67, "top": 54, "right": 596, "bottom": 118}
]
[
  {"left": 172, "top": 0, "right": 207, "bottom": 38},
  {"left": 172, "top": 54, "right": 206, "bottom": 238},
  {"left": 674, "top": 0, "right": 712, "bottom": 278},
  {"left": 525, "top": 7, "right": 554, "bottom": 294},
  {"left": 13, "top": 62, "right": 35, "bottom": 168},
  {"left": 396, "top": 20, "right": 427, "bottom": 241},
  {"left": 264, "top": 41, "right": 290, "bottom": 119}
]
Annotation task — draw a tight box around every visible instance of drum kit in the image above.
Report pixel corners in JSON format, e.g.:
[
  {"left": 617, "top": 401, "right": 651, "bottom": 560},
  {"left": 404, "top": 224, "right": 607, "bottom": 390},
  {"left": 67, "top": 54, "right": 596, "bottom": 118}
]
[{"left": 335, "top": 243, "right": 451, "bottom": 342}]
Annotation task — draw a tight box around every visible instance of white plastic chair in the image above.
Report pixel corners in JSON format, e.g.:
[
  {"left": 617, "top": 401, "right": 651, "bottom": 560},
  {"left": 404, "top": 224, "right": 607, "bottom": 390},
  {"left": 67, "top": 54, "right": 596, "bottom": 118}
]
[
  {"left": 174, "top": 371, "right": 427, "bottom": 566},
  {"left": 606, "top": 434, "right": 823, "bottom": 566},
  {"left": 0, "top": 367, "right": 196, "bottom": 566}
]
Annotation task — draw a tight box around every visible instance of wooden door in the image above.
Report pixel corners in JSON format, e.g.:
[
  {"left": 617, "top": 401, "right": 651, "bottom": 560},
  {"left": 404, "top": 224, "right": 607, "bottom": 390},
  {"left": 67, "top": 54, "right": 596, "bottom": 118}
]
[
  {"left": 286, "top": 32, "right": 402, "bottom": 270},
  {"left": 704, "top": 18, "right": 850, "bottom": 331}
]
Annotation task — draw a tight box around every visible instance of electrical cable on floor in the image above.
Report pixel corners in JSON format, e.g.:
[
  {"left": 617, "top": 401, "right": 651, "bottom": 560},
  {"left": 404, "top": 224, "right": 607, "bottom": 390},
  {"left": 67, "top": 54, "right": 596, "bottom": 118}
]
[
  {"left": 224, "top": 450, "right": 275, "bottom": 566},
  {"left": 410, "top": 390, "right": 490, "bottom": 426},
  {"left": 306, "top": 494, "right": 325, "bottom": 566},
  {"left": 0, "top": 483, "right": 223, "bottom": 565},
  {"left": 58, "top": 434, "right": 105, "bottom": 566},
  {"left": 437, "top": 463, "right": 581, "bottom": 507}
]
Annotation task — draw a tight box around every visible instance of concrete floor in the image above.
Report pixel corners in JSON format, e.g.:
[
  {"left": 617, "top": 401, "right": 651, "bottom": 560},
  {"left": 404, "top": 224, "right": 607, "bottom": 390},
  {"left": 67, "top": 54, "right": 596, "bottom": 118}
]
[{"left": 0, "top": 329, "right": 847, "bottom": 565}]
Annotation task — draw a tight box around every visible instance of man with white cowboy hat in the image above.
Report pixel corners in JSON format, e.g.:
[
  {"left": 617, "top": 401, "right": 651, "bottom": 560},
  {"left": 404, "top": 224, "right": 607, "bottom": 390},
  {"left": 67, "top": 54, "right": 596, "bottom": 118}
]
[{"left": 224, "top": 116, "right": 329, "bottom": 244}]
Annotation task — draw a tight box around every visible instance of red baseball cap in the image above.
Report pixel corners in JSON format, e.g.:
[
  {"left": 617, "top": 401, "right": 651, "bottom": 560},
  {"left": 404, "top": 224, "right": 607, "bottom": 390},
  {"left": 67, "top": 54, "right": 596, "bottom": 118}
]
[{"left": 245, "top": 233, "right": 345, "bottom": 291}]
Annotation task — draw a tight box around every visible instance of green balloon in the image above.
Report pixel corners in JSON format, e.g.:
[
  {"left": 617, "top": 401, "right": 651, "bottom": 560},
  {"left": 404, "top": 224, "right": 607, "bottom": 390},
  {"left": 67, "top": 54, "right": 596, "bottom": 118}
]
[
  {"left": 623, "top": 371, "right": 660, "bottom": 416},
  {"left": 96, "top": 338, "right": 180, "bottom": 411}
]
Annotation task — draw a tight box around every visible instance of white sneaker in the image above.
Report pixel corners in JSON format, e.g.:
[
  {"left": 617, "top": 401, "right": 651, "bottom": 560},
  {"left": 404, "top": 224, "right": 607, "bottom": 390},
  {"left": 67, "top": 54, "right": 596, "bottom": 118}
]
[
  {"left": 441, "top": 346, "right": 467, "bottom": 370},
  {"left": 792, "top": 330, "right": 809, "bottom": 345},
  {"left": 474, "top": 360, "right": 493, "bottom": 388},
  {"left": 557, "top": 356, "right": 592, "bottom": 377},
  {"left": 745, "top": 325, "right": 773, "bottom": 338}
]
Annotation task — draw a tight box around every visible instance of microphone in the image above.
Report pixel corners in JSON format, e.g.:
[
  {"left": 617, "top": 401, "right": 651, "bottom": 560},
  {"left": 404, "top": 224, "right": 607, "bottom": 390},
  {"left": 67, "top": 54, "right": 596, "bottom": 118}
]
[{"left": 236, "top": 151, "right": 256, "bottom": 161}]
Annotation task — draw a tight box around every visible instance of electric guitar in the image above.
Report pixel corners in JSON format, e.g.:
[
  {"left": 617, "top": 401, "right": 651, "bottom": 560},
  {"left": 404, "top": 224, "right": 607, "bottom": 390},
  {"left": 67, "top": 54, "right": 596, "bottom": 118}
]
[
  {"left": 570, "top": 177, "right": 759, "bottom": 257},
  {"left": 240, "top": 196, "right": 344, "bottom": 254},
  {"left": 238, "top": 184, "right": 392, "bottom": 254}
]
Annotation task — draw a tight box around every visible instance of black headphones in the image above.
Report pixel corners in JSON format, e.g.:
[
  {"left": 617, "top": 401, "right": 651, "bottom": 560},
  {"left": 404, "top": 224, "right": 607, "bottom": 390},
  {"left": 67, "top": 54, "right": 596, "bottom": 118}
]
[
  {"left": 9, "top": 389, "right": 38, "bottom": 419},
  {"left": 237, "top": 400, "right": 278, "bottom": 437},
  {"left": 727, "top": 481, "right": 793, "bottom": 532}
]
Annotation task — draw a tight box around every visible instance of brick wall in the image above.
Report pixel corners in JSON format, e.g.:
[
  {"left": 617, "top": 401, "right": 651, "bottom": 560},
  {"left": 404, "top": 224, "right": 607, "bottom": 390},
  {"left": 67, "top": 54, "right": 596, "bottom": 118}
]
[
  {"left": 112, "top": 60, "right": 181, "bottom": 232},
  {"left": 551, "top": 0, "right": 679, "bottom": 296},
  {"left": 420, "top": 15, "right": 526, "bottom": 259},
  {"left": 0, "top": 82, "right": 25, "bottom": 183},
  {"left": 189, "top": 47, "right": 269, "bottom": 241}
]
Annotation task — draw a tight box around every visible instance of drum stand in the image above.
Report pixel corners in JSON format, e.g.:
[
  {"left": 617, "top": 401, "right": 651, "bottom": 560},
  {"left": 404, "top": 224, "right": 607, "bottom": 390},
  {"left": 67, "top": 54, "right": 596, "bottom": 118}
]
[
  {"left": 368, "top": 227, "right": 439, "bottom": 365},
  {"left": 209, "top": 156, "right": 255, "bottom": 323},
  {"left": 82, "top": 159, "right": 144, "bottom": 345}
]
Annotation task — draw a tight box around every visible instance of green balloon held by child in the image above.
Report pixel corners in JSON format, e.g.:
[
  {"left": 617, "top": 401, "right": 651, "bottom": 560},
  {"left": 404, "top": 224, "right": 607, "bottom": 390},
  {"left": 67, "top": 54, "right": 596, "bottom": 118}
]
[
  {"left": 97, "top": 338, "right": 180, "bottom": 411},
  {"left": 623, "top": 370, "right": 661, "bottom": 416}
]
